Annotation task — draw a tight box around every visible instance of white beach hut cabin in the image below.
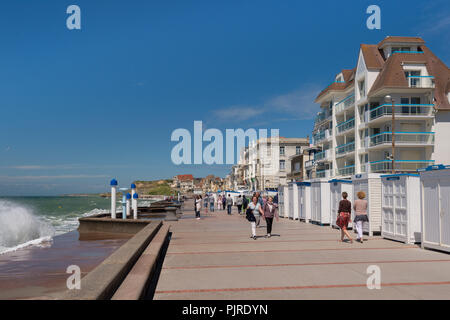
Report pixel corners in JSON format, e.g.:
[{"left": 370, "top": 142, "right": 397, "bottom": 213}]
[
  {"left": 310, "top": 178, "right": 331, "bottom": 225},
  {"left": 381, "top": 173, "right": 421, "bottom": 244},
  {"left": 351, "top": 173, "right": 382, "bottom": 236},
  {"left": 419, "top": 165, "right": 450, "bottom": 253},
  {"left": 329, "top": 179, "right": 353, "bottom": 229},
  {"left": 298, "top": 182, "right": 311, "bottom": 223}
]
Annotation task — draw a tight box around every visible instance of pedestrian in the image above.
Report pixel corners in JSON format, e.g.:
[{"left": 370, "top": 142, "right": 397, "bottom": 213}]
[
  {"left": 247, "top": 195, "right": 264, "bottom": 240},
  {"left": 273, "top": 193, "right": 278, "bottom": 204},
  {"left": 236, "top": 195, "right": 243, "bottom": 214},
  {"left": 353, "top": 191, "right": 369, "bottom": 243},
  {"left": 336, "top": 192, "right": 353, "bottom": 243},
  {"left": 262, "top": 196, "right": 279, "bottom": 238},
  {"left": 222, "top": 195, "right": 226, "bottom": 210},
  {"left": 209, "top": 194, "right": 215, "bottom": 212},
  {"left": 242, "top": 194, "right": 249, "bottom": 214},
  {"left": 217, "top": 195, "right": 223, "bottom": 210},
  {"left": 204, "top": 194, "right": 209, "bottom": 214},
  {"left": 226, "top": 194, "right": 233, "bottom": 215},
  {"left": 195, "top": 195, "right": 202, "bottom": 220},
  {"left": 254, "top": 192, "right": 263, "bottom": 227}
]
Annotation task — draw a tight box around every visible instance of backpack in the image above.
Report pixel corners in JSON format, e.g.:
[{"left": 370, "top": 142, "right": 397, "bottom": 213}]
[{"left": 245, "top": 208, "right": 256, "bottom": 222}]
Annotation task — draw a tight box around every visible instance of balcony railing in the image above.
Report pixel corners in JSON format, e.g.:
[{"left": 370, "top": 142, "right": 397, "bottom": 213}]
[
  {"left": 370, "top": 160, "right": 435, "bottom": 173},
  {"left": 316, "top": 169, "right": 331, "bottom": 178},
  {"left": 370, "top": 132, "right": 435, "bottom": 147},
  {"left": 406, "top": 76, "right": 435, "bottom": 88},
  {"left": 369, "top": 104, "right": 434, "bottom": 121},
  {"left": 314, "top": 149, "right": 330, "bottom": 161},
  {"left": 336, "top": 141, "right": 355, "bottom": 156},
  {"left": 305, "top": 160, "right": 315, "bottom": 168},
  {"left": 313, "top": 129, "right": 330, "bottom": 144},
  {"left": 338, "top": 165, "right": 355, "bottom": 176},
  {"left": 336, "top": 118, "right": 355, "bottom": 134},
  {"left": 315, "top": 111, "right": 331, "bottom": 124},
  {"left": 335, "top": 94, "right": 355, "bottom": 114}
]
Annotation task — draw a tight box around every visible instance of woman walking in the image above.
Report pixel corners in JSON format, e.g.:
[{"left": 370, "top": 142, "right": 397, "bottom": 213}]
[
  {"left": 247, "top": 196, "right": 264, "bottom": 239},
  {"left": 262, "top": 196, "right": 278, "bottom": 238},
  {"left": 353, "top": 191, "right": 369, "bottom": 243},
  {"left": 337, "top": 192, "right": 353, "bottom": 243},
  {"left": 217, "top": 195, "right": 223, "bottom": 210},
  {"left": 195, "top": 195, "right": 202, "bottom": 220}
]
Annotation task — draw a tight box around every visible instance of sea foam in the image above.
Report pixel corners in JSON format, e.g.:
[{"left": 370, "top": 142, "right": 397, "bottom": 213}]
[{"left": 0, "top": 200, "right": 55, "bottom": 254}]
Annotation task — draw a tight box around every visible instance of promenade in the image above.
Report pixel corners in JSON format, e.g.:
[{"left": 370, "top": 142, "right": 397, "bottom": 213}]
[{"left": 154, "top": 199, "right": 450, "bottom": 300}]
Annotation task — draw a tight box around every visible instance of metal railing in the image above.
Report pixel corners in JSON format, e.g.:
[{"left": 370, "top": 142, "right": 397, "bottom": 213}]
[
  {"left": 336, "top": 118, "right": 355, "bottom": 134},
  {"left": 335, "top": 94, "right": 355, "bottom": 114},
  {"left": 338, "top": 165, "right": 355, "bottom": 176},
  {"left": 370, "top": 132, "right": 435, "bottom": 147},
  {"left": 406, "top": 76, "right": 435, "bottom": 88},
  {"left": 314, "top": 149, "right": 330, "bottom": 161},
  {"left": 316, "top": 169, "right": 330, "bottom": 178},
  {"left": 369, "top": 104, "right": 434, "bottom": 121},
  {"left": 370, "top": 160, "right": 435, "bottom": 173},
  {"left": 313, "top": 129, "right": 330, "bottom": 144},
  {"left": 336, "top": 141, "right": 355, "bottom": 156}
]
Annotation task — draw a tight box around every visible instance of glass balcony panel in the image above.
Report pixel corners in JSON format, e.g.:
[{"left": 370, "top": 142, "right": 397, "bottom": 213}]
[
  {"left": 336, "top": 141, "right": 355, "bottom": 155},
  {"left": 369, "top": 104, "right": 433, "bottom": 121}
]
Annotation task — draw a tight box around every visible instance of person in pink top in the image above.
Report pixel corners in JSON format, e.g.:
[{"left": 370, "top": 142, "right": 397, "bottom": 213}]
[{"left": 353, "top": 191, "right": 369, "bottom": 243}]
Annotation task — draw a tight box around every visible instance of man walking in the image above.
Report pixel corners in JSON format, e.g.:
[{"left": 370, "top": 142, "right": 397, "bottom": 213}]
[
  {"left": 209, "top": 194, "right": 215, "bottom": 212},
  {"left": 236, "top": 195, "right": 243, "bottom": 215},
  {"left": 226, "top": 194, "right": 233, "bottom": 215}
]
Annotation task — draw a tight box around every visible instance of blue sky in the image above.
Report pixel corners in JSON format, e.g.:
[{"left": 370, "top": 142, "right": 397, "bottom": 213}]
[{"left": 0, "top": 0, "right": 449, "bottom": 195}]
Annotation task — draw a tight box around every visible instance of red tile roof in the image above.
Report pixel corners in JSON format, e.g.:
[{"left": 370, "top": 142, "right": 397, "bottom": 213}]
[{"left": 177, "top": 174, "right": 194, "bottom": 181}]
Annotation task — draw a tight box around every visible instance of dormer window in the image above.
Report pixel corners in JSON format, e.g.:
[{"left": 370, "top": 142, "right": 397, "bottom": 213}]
[{"left": 405, "top": 70, "right": 421, "bottom": 87}]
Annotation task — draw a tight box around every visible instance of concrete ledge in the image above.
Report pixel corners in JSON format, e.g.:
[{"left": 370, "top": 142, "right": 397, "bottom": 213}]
[
  {"left": 111, "top": 225, "right": 170, "bottom": 300},
  {"left": 59, "top": 221, "right": 162, "bottom": 300},
  {"left": 78, "top": 217, "right": 150, "bottom": 234}
]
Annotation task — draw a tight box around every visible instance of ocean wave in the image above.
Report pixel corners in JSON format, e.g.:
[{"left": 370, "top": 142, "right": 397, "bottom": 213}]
[{"left": 0, "top": 200, "right": 55, "bottom": 255}]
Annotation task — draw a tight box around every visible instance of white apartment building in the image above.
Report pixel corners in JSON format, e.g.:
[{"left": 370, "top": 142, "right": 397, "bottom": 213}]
[
  {"left": 239, "top": 137, "right": 309, "bottom": 190},
  {"left": 310, "top": 36, "right": 450, "bottom": 178}
]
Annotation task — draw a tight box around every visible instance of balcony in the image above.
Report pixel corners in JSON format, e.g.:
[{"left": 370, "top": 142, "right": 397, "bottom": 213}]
[
  {"left": 369, "top": 132, "right": 435, "bottom": 149},
  {"left": 314, "top": 149, "right": 330, "bottom": 162},
  {"left": 406, "top": 76, "right": 435, "bottom": 88},
  {"left": 316, "top": 169, "right": 331, "bottom": 178},
  {"left": 315, "top": 111, "right": 331, "bottom": 125},
  {"left": 335, "top": 94, "right": 355, "bottom": 114},
  {"left": 370, "top": 160, "right": 435, "bottom": 173},
  {"left": 369, "top": 104, "right": 434, "bottom": 122},
  {"left": 305, "top": 159, "right": 315, "bottom": 169},
  {"left": 336, "top": 118, "right": 355, "bottom": 135},
  {"left": 338, "top": 165, "right": 355, "bottom": 176},
  {"left": 313, "top": 129, "right": 331, "bottom": 144},
  {"left": 336, "top": 141, "right": 355, "bottom": 157}
]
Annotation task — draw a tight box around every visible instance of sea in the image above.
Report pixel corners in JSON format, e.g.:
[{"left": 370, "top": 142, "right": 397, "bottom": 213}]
[{"left": 0, "top": 195, "right": 152, "bottom": 255}]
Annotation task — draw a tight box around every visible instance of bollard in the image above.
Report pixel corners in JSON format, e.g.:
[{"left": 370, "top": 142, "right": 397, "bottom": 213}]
[
  {"left": 119, "top": 188, "right": 129, "bottom": 219},
  {"left": 126, "top": 193, "right": 131, "bottom": 217},
  {"left": 131, "top": 183, "right": 136, "bottom": 217},
  {"left": 110, "top": 179, "right": 118, "bottom": 219},
  {"left": 132, "top": 193, "right": 138, "bottom": 219}
]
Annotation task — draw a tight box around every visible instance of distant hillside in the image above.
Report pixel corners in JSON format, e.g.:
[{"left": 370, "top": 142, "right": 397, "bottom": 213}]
[{"left": 134, "top": 179, "right": 176, "bottom": 196}]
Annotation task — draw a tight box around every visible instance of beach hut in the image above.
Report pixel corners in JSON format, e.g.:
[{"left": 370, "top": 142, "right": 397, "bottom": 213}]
[
  {"left": 352, "top": 173, "right": 382, "bottom": 236},
  {"left": 381, "top": 174, "right": 421, "bottom": 244},
  {"left": 287, "top": 182, "right": 299, "bottom": 220},
  {"left": 278, "top": 185, "right": 287, "bottom": 218},
  {"left": 419, "top": 165, "right": 450, "bottom": 253},
  {"left": 310, "top": 179, "right": 331, "bottom": 225},
  {"left": 329, "top": 179, "right": 353, "bottom": 229},
  {"left": 298, "top": 182, "right": 311, "bottom": 223}
]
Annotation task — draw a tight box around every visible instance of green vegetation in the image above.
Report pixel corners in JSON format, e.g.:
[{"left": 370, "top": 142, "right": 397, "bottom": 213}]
[{"left": 133, "top": 179, "right": 176, "bottom": 196}]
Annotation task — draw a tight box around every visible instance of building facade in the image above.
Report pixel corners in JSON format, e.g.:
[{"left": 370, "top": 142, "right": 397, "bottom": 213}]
[{"left": 311, "top": 36, "right": 450, "bottom": 178}]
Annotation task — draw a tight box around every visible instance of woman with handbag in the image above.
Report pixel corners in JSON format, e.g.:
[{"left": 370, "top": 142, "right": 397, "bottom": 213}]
[
  {"left": 247, "top": 196, "right": 264, "bottom": 240},
  {"left": 262, "top": 196, "right": 279, "bottom": 238},
  {"left": 337, "top": 192, "right": 353, "bottom": 243},
  {"left": 353, "top": 191, "right": 369, "bottom": 243}
]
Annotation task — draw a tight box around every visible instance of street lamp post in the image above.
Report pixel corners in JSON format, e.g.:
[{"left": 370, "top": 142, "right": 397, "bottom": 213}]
[{"left": 385, "top": 95, "right": 395, "bottom": 174}]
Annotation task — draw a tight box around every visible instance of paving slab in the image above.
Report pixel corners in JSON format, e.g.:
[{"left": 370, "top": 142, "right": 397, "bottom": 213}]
[{"left": 155, "top": 200, "right": 450, "bottom": 300}]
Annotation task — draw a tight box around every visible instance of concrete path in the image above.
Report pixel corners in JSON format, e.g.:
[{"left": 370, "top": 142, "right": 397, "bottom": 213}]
[{"left": 154, "top": 200, "right": 450, "bottom": 300}]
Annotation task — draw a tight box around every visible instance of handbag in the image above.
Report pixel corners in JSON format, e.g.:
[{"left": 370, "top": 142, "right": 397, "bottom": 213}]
[{"left": 246, "top": 208, "right": 256, "bottom": 222}]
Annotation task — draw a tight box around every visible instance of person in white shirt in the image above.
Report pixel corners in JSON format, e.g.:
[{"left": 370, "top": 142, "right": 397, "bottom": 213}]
[{"left": 247, "top": 196, "right": 264, "bottom": 240}]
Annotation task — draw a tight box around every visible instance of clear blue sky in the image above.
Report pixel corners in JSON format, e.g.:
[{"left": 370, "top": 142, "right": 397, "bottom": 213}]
[{"left": 0, "top": 0, "right": 448, "bottom": 195}]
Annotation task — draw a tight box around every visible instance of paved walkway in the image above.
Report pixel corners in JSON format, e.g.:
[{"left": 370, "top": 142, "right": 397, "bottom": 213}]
[{"left": 154, "top": 200, "right": 450, "bottom": 299}]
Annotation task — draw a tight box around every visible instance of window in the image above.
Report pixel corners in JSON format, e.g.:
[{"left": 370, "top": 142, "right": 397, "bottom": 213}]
[
  {"left": 358, "top": 80, "right": 365, "bottom": 98},
  {"left": 296, "top": 146, "right": 301, "bottom": 155},
  {"left": 294, "top": 162, "right": 301, "bottom": 172},
  {"left": 279, "top": 160, "right": 286, "bottom": 171},
  {"left": 405, "top": 70, "right": 421, "bottom": 87},
  {"left": 279, "top": 146, "right": 285, "bottom": 155}
]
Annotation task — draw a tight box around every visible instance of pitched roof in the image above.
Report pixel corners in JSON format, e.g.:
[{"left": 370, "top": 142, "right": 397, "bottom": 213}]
[
  {"left": 177, "top": 174, "right": 194, "bottom": 181},
  {"left": 315, "top": 69, "right": 355, "bottom": 102},
  {"left": 378, "top": 36, "right": 425, "bottom": 47},
  {"left": 360, "top": 44, "right": 384, "bottom": 70},
  {"left": 369, "top": 45, "right": 450, "bottom": 110}
]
